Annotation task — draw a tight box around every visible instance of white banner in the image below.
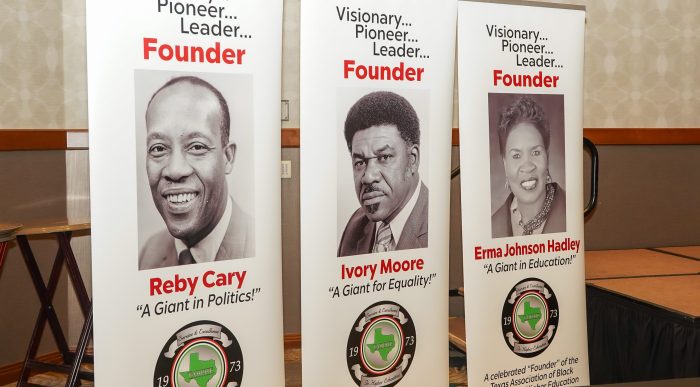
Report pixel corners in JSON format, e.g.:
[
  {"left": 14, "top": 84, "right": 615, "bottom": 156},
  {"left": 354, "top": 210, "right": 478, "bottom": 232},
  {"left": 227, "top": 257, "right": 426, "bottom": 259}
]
[
  {"left": 86, "top": 1, "right": 284, "bottom": 385},
  {"left": 458, "top": 1, "right": 589, "bottom": 386},
  {"left": 300, "top": 1, "right": 456, "bottom": 386}
]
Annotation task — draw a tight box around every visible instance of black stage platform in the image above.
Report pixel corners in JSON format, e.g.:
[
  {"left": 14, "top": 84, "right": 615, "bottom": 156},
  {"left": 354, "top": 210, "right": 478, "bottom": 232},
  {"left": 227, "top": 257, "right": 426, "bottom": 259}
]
[{"left": 586, "top": 247, "right": 700, "bottom": 384}]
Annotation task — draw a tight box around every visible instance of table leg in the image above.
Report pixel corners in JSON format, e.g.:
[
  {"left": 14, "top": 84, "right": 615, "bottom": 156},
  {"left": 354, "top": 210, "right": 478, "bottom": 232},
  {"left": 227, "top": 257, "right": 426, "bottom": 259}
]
[
  {"left": 65, "top": 305, "right": 93, "bottom": 387},
  {"left": 58, "top": 231, "right": 94, "bottom": 386},
  {"left": 57, "top": 232, "right": 91, "bottom": 316},
  {"left": 16, "top": 235, "right": 72, "bottom": 381},
  {"left": 14, "top": 231, "right": 93, "bottom": 387},
  {"left": 0, "top": 241, "right": 7, "bottom": 269}
]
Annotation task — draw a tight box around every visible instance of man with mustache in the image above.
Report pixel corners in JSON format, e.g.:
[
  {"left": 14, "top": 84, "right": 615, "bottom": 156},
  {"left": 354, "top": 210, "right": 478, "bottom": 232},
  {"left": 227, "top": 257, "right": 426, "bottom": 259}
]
[
  {"left": 338, "top": 91, "right": 428, "bottom": 257},
  {"left": 139, "top": 76, "right": 254, "bottom": 270}
]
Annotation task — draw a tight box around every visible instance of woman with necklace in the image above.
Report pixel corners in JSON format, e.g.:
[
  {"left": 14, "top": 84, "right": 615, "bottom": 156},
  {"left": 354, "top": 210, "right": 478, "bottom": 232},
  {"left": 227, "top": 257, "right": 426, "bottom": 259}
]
[{"left": 491, "top": 96, "right": 566, "bottom": 237}]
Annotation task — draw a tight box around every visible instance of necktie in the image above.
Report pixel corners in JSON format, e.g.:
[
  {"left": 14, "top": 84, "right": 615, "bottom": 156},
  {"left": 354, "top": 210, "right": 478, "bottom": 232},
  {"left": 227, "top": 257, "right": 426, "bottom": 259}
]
[
  {"left": 178, "top": 249, "right": 196, "bottom": 265},
  {"left": 373, "top": 222, "right": 395, "bottom": 253}
]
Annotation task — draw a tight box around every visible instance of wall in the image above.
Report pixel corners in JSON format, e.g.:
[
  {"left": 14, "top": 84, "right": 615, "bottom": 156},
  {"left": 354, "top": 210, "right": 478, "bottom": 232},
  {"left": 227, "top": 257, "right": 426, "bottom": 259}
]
[
  {"left": 280, "top": 0, "right": 700, "bottom": 128},
  {"left": 0, "top": 0, "right": 89, "bottom": 365},
  {"left": 582, "top": 144, "right": 700, "bottom": 249},
  {"left": 1, "top": 1, "right": 699, "bottom": 365},
  {"left": 281, "top": 149, "right": 301, "bottom": 332},
  {"left": 4, "top": 1, "right": 700, "bottom": 128},
  {"left": 0, "top": 151, "right": 69, "bottom": 365},
  {"left": 580, "top": 0, "right": 700, "bottom": 127}
]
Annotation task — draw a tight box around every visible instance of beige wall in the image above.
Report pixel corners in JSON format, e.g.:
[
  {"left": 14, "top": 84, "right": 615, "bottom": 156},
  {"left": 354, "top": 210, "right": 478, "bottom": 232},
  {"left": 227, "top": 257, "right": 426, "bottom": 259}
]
[
  {"left": 0, "top": 0, "right": 87, "bottom": 129},
  {"left": 579, "top": 0, "right": 700, "bottom": 127},
  {"left": 1, "top": 0, "right": 700, "bottom": 366},
  {"left": 0, "top": 0, "right": 90, "bottom": 365},
  {"left": 1, "top": 2, "right": 63, "bottom": 128},
  {"left": 3, "top": 0, "right": 700, "bottom": 129},
  {"left": 61, "top": 0, "right": 88, "bottom": 128},
  {"left": 281, "top": 0, "right": 700, "bottom": 128}
]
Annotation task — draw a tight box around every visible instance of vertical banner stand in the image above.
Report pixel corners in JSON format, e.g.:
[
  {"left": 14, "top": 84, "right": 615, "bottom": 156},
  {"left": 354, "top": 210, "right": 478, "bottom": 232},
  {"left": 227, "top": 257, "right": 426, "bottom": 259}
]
[
  {"left": 300, "top": 0, "right": 456, "bottom": 386},
  {"left": 458, "top": 1, "right": 589, "bottom": 386},
  {"left": 86, "top": 1, "right": 285, "bottom": 385}
]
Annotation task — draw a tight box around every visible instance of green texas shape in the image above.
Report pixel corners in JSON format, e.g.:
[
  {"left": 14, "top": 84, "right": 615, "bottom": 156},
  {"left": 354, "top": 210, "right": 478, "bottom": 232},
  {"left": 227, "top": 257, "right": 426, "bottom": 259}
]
[
  {"left": 179, "top": 352, "right": 217, "bottom": 387},
  {"left": 366, "top": 328, "right": 396, "bottom": 361},
  {"left": 518, "top": 301, "right": 542, "bottom": 331}
]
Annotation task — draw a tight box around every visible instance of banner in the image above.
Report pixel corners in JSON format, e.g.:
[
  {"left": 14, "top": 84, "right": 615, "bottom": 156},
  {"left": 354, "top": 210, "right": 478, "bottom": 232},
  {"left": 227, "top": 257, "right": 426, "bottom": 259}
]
[
  {"left": 300, "top": 1, "right": 456, "bottom": 386},
  {"left": 86, "top": 1, "right": 284, "bottom": 385},
  {"left": 458, "top": 1, "right": 589, "bottom": 386}
]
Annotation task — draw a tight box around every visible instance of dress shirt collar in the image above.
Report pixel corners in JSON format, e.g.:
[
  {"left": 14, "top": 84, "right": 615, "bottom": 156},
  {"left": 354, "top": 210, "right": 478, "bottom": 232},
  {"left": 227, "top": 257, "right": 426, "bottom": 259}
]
[
  {"left": 375, "top": 177, "right": 421, "bottom": 243},
  {"left": 175, "top": 197, "right": 232, "bottom": 263}
]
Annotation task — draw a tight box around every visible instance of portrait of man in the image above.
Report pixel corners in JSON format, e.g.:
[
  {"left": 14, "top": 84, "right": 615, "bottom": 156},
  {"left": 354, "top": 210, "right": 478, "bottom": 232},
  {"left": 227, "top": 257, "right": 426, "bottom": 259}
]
[
  {"left": 138, "top": 75, "right": 255, "bottom": 270},
  {"left": 338, "top": 91, "right": 429, "bottom": 257}
]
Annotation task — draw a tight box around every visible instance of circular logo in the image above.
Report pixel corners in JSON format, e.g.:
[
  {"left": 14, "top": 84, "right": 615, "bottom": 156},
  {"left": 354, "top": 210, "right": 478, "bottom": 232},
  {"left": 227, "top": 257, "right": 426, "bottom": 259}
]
[
  {"left": 346, "top": 301, "right": 416, "bottom": 387},
  {"left": 501, "top": 278, "right": 559, "bottom": 358},
  {"left": 154, "top": 320, "right": 244, "bottom": 387}
]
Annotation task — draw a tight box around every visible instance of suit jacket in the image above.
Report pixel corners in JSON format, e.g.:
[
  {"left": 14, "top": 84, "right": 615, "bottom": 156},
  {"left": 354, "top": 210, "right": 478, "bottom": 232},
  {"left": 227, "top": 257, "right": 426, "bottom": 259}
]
[
  {"left": 139, "top": 198, "right": 255, "bottom": 270},
  {"left": 491, "top": 183, "right": 566, "bottom": 238},
  {"left": 338, "top": 183, "right": 428, "bottom": 257}
]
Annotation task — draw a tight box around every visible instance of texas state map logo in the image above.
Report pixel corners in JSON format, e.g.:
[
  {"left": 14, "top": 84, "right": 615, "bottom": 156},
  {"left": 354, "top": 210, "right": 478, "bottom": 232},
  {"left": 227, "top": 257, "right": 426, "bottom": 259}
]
[
  {"left": 346, "top": 301, "right": 417, "bottom": 386},
  {"left": 154, "top": 320, "right": 244, "bottom": 387},
  {"left": 501, "top": 278, "right": 559, "bottom": 358}
]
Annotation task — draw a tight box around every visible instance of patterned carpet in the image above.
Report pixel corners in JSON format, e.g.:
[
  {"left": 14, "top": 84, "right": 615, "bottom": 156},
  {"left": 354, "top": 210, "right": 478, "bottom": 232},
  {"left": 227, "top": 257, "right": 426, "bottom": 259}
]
[{"left": 2, "top": 348, "right": 468, "bottom": 386}]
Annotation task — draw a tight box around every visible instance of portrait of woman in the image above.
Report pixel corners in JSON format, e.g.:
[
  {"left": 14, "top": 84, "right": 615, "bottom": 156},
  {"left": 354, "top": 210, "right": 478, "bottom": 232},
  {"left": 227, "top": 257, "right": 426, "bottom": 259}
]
[{"left": 490, "top": 95, "right": 566, "bottom": 238}]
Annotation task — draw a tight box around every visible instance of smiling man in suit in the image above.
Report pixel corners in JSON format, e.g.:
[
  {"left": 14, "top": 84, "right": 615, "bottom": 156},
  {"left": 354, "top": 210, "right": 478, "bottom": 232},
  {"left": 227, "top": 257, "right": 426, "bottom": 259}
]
[
  {"left": 139, "top": 76, "right": 254, "bottom": 270},
  {"left": 338, "top": 91, "right": 428, "bottom": 257}
]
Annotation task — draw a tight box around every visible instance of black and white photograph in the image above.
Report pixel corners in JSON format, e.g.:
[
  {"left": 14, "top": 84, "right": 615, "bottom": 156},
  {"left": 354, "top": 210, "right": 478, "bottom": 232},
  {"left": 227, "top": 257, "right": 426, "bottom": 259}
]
[
  {"left": 337, "top": 89, "right": 430, "bottom": 257},
  {"left": 489, "top": 93, "right": 566, "bottom": 239},
  {"left": 135, "top": 70, "right": 256, "bottom": 270}
]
